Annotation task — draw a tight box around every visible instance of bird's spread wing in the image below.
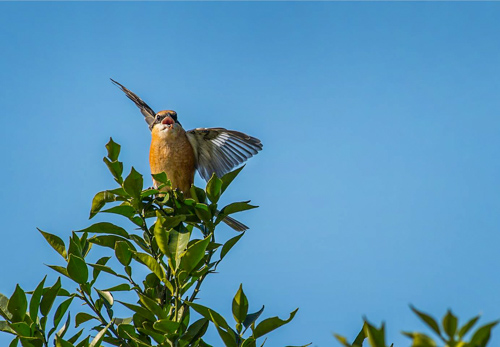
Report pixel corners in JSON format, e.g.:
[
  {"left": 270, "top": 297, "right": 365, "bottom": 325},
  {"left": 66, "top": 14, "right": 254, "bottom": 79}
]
[
  {"left": 186, "top": 128, "right": 263, "bottom": 181},
  {"left": 110, "top": 79, "right": 156, "bottom": 128}
]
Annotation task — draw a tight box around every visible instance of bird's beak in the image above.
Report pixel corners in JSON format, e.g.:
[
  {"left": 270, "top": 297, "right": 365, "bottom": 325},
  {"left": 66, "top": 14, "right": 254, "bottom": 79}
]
[{"left": 162, "top": 116, "right": 175, "bottom": 127}]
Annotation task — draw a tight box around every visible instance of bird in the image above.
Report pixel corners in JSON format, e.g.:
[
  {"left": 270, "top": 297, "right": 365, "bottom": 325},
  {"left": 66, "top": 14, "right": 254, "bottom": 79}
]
[{"left": 110, "top": 79, "right": 263, "bottom": 231}]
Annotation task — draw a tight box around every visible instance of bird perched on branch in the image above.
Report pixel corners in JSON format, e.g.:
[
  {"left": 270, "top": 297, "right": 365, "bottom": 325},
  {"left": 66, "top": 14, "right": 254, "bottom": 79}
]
[{"left": 110, "top": 79, "right": 263, "bottom": 231}]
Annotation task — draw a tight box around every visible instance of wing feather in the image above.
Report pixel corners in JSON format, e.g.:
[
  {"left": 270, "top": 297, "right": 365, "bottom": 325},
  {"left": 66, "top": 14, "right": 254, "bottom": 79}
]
[
  {"left": 186, "top": 128, "right": 263, "bottom": 181},
  {"left": 110, "top": 79, "right": 156, "bottom": 128}
]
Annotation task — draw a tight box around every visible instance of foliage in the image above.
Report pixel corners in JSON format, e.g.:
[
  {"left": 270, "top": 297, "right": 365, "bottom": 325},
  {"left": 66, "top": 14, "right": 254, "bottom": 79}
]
[
  {"left": 0, "top": 138, "right": 302, "bottom": 347},
  {"left": 335, "top": 306, "right": 498, "bottom": 347}
]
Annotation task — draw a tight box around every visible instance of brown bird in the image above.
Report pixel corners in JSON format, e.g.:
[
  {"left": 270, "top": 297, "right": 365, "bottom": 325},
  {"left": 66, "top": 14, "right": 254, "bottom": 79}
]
[{"left": 111, "top": 79, "right": 262, "bottom": 231}]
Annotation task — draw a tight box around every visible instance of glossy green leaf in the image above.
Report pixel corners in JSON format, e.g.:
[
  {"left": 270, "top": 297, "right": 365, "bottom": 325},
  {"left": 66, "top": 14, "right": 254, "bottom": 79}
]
[
  {"left": 114, "top": 241, "right": 132, "bottom": 266},
  {"left": 410, "top": 306, "right": 441, "bottom": 337},
  {"left": 243, "top": 305, "right": 265, "bottom": 330},
  {"left": 75, "top": 312, "right": 98, "bottom": 328},
  {"left": 101, "top": 205, "right": 136, "bottom": 218},
  {"left": 138, "top": 294, "right": 166, "bottom": 319},
  {"left": 442, "top": 310, "right": 458, "bottom": 338},
  {"left": 232, "top": 284, "right": 248, "bottom": 325},
  {"left": 47, "top": 265, "right": 70, "bottom": 279},
  {"left": 105, "top": 138, "right": 120, "bottom": 161},
  {"left": 364, "top": 321, "right": 386, "bottom": 347},
  {"left": 402, "top": 332, "right": 436, "bottom": 347},
  {"left": 51, "top": 297, "right": 74, "bottom": 336},
  {"left": 167, "top": 228, "right": 191, "bottom": 266},
  {"left": 8, "top": 285, "right": 27, "bottom": 322},
  {"left": 0, "top": 293, "right": 12, "bottom": 320},
  {"left": 89, "top": 321, "right": 112, "bottom": 347},
  {"left": 117, "top": 301, "right": 156, "bottom": 322},
  {"left": 153, "top": 319, "right": 181, "bottom": 334},
  {"left": 8, "top": 337, "right": 19, "bottom": 347},
  {"left": 180, "top": 235, "right": 211, "bottom": 274},
  {"left": 153, "top": 213, "right": 170, "bottom": 257},
  {"left": 253, "top": 308, "right": 298, "bottom": 338},
  {"left": 132, "top": 252, "right": 166, "bottom": 282},
  {"left": 89, "top": 190, "right": 117, "bottom": 219},
  {"left": 38, "top": 229, "right": 67, "bottom": 260},
  {"left": 40, "top": 278, "right": 61, "bottom": 316},
  {"left": 180, "top": 318, "right": 209, "bottom": 343},
  {"left": 9, "top": 321, "right": 30, "bottom": 336},
  {"left": 29, "top": 276, "right": 46, "bottom": 321},
  {"left": 101, "top": 284, "right": 130, "bottom": 292},
  {"left": 88, "top": 235, "right": 132, "bottom": 250},
  {"left": 151, "top": 172, "right": 170, "bottom": 185},
  {"left": 188, "top": 302, "right": 231, "bottom": 331},
  {"left": 103, "top": 157, "right": 124, "bottom": 185},
  {"left": 76, "top": 222, "right": 129, "bottom": 238},
  {"left": 220, "top": 201, "right": 257, "bottom": 216},
  {"left": 55, "top": 335, "right": 74, "bottom": 347},
  {"left": 88, "top": 263, "right": 128, "bottom": 281},
  {"left": 0, "top": 320, "right": 15, "bottom": 334},
  {"left": 67, "top": 255, "right": 88, "bottom": 284},
  {"left": 123, "top": 167, "right": 143, "bottom": 199},
  {"left": 206, "top": 174, "right": 222, "bottom": 203},
  {"left": 458, "top": 315, "right": 480, "bottom": 338},
  {"left": 194, "top": 203, "right": 212, "bottom": 222},
  {"left": 221, "top": 232, "right": 245, "bottom": 260},
  {"left": 220, "top": 165, "right": 245, "bottom": 194}
]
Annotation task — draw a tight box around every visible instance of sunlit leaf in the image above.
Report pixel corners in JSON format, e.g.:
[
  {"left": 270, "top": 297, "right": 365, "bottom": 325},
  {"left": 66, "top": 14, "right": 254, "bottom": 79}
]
[{"left": 38, "top": 229, "right": 67, "bottom": 260}]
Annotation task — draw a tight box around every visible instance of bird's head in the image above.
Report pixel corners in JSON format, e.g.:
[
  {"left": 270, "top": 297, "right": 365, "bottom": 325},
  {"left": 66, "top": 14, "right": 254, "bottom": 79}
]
[{"left": 151, "top": 110, "right": 182, "bottom": 134}]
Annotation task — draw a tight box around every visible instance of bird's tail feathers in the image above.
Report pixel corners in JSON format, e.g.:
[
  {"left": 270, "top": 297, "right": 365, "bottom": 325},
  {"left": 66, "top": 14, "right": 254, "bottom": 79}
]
[{"left": 222, "top": 216, "right": 248, "bottom": 232}]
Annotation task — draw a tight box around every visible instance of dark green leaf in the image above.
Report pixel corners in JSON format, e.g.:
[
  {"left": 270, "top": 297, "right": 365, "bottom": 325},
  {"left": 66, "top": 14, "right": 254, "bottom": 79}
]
[
  {"left": 151, "top": 172, "right": 170, "bottom": 185},
  {"left": 469, "top": 321, "right": 499, "bottom": 346},
  {"left": 89, "top": 321, "right": 111, "bottom": 347},
  {"left": 442, "top": 310, "right": 458, "bottom": 338},
  {"left": 9, "top": 322, "right": 30, "bottom": 336},
  {"left": 0, "top": 293, "right": 12, "bottom": 320},
  {"left": 132, "top": 252, "right": 166, "bottom": 282},
  {"left": 105, "top": 138, "right": 121, "bottom": 161},
  {"left": 410, "top": 306, "right": 441, "bottom": 337},
  {"left": 123, "top": 167, "right": 143, "bottom": 199},
  {"left": 167, "top": 228, "right": 191, "bottom": 266},
  {"left": 188, "top": 302, "right": 231, "bottom": 331},
  {"left": 220, "top": 201, "right": 257, "bottom": 216},
  {"left": 153, "top": 319, "right": 180, "bottom": 334},
  {"left": 67, "top": 328, "right": 84, "bottom": 344},
  {"left": 46, "top": 265, "right": 70, "bottom": 279},
  {"left": 243, "top": 305, "right": 265, "bottom": 330},
  {"left": 55, "top": 335, "right": 74, "bottom": 347},
  {"left": 458, "top": 315, "right": 480, "bottom": 338},
  {"left": 364, "top": 321, "right": 386, "bottom": 347},
  {"left": 75, "top": 312, "right": 98, "bottom": 328},
  {"left": 67, "top": 255, "right": 88, "bottom": 284},
  {"left": 221, "top": 232, "right": 245, "bottom": 260},
  {"left": 8, "top": 337, "right": 19, "bottom": 347},
  {"left": 40, "top": 278, "right": 61, "bottom": 316},
  {"left": 101, "top": 205, "right": 136, "bottom": 218},
  {"left": 103, "top": 157, "right": 124, "bottom": 185},
  {"left": 88, "top": 235, "right": 133, "bottom": 250},
  {"left": 194, "top": 203, "right": 212, "bottom": 222},
  {"left": 220, "top": 165, "right": 245, "bottom": 194},
  {"left": 138, "top": 294, "right": 166, "bottom": 319},
  {"left": 29, "top": 277, "right": 46, "bottom": 321},
  {"left": 117, "top": 301, "right": 156, "bottom": 322},
  {"left": 51, "top": 297, "right": 74, "bottom": 337},
  {"left": 101, "top": 284, "right": 130, "bottom": 292},
  {"left": 232, "top": 284, "right": 248, "bottom": 325},
  {"left": 89, "top": 191, "right": 117, "bottom": 219},
  {"left": 253, "top": 308, "right": 298, "bottom": 338},
  {"left": 114, "top": 241, "right": 132, "bottom": 266},
  {"left": 88, "top": 263, "right": 128, "bottom": 281},
  {"left": 8, "top": 285, "right": 27, "bottom": 322},
  {"left": 402, "top": 331, "right": 436, "bottom": 347},
  {"left": 180, "top": 235, "right": 211, "bottom": 274},
  {"left": 76, "top": 222, "right": 129, "bottom": 238},
  {"left": 38, "top": 229, "right": 67, "bottom": 260},
  {"left": 180, "top": 318, "right": 209, "bottom": 343}
]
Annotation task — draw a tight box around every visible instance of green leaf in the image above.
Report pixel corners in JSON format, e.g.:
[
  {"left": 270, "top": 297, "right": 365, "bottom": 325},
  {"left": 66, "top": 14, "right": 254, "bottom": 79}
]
[
  {"left": 8, "top": 337, "right": 19, "bottom": 347},
  {"left": 153, "top": 213, "right": 170, "bottom": 258},
  {"left": 364, "top": 321, "right": 386, "bottom": 347},
  {"left": 0, "top": 293, "right": 12, "bottom": 320},
  {"left": 333, "top": 334, "right": 351, "bottom": 347},
  {"left": 114, "top": 241, "right": 132, "bottom": 266},
  {"left": 89, "top": 320, "right": 112, "bottom": 347},
  {"left": 105, "top": 138, "right": 121, "bottom": 161},
  {"left": 221, "top": 232, "right": 245, "bottom": 260},
  {"left": 101, "top": 284, "right": 130, "bottom": 292},
  {"left": 206, "top": 174, "right": 223, "bottom": 203},
  {"left": 103, "top": 157, "right": 124, "bottom": 185},
  {"left": 352, "top": 323, "right": 367, "bottom": 346},
  {"left": 89, "top": 191, "right": 117, "bottom": 219},
  {"left": 442, "top": 310, "right": 458, "bottom": 338},
  {"left": 458, "top": 315, "right": 480, "bottom": 338},
  {"left": 220, "top": 165, "right": 245, "bottom": 194},
  {"left": 75, "top": 312, "right": 98, "bottom": 328},
  {"left": 180, "top": 235, "right": 211, "bottom": 274},
  {"left": 9, "top": 321, "right": 30, "bottom": 336},
  {"left": 0, "top": 320, "right": 15, "bottom": 334},
  {"left": 67, "top": 255, "right": 88, "bottom": 284},
  {"left": 194, "top": 203, "right": 212, "bottom": 222},
  {"left": 76, "top": 222, "right": 129, "bottom": 238},
  {"left": 153, "top": 319, "right": 181, "bottom": 334},
  {"left": 253, "top": 308, "right": 298, "bottom": 338},
  {"left": 151, "top": 172, "right": 170, "bottom": 185},
  {"left": 232, "top": 284, "right": 248, "bottom": 325},
  {"left": 40, "top": 278, "right": 61, "bottom": 316},
  {"left": 29, "top": 276, "right": 46, "bottom": 321},
  {"left": 138, "top": 294, "right": 166, "bottom": 319},
  {"left": 55, "top": 335, "right": 74, "bottom": 347},
  {"left": 51, "top": 297, "right": 74, "bottom": 337},
  {"left": 180, "top": 318, "right": 209, "bottom": 343},
  {"left": 188, "top": 302, "right": 231, "bottom": 331},
  {"left": 47, "top": 265, "right": 70, "bottom": 279},
  {"left": 117, "top": 301, "right": 156, "bottom": 322},
  {"left": 243, "top": 305, "right": 265, "bottom": 330},
  {"left": 123, "top": 167, "right": 143, "bottom": 199},
  {"left": 220, "top": 201, "right": 257, "bottom": 216},
  {"left": 38, "top": 229, "right": 67, "bottom": 260},
  {"left": 132, "top": 252, "right": 166, "bottom": 282},
  {"left": 410, "top": 306, "right": 441, "bottom": 337},
  {"left": 88, "top": 235, "right": 133, "bottom": 250},
  {"left": 88, "top": 263, "right": 128, "bottom": 281},
  {"left": 469, "top": 321, "right": 499, "bottom": 346},
  {"left": 101, "top": 205, "right": 136, "bottom": 218},
  {"left": 8, "top": 285, "right": 27, "bottom": 323},
  {"left": 402, "top": 332, "right": 437, "bottom": 347},
  {"left": 168, "top": 228, "right": 191, "bottom": 266}
]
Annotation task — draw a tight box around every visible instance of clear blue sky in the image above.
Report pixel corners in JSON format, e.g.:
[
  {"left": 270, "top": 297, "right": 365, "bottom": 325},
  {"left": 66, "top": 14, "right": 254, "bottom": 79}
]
[{"left": 1, "top": 2, "right": 500, "bottom": 346}]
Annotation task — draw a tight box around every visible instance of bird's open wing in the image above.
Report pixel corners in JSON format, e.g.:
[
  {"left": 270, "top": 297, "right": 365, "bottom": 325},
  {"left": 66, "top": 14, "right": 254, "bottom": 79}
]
[
  {"left": 110, "top": 79, "right": 156, "bottom": 128},
  {"left": 186, "top": 128, "right": 263, "bottom": 181}
]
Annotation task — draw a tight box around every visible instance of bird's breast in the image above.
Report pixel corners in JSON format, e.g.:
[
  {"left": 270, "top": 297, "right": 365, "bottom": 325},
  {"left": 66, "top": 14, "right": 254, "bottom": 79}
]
[{"left": 149, "top": 127, "right": 196, "bottom": 194}]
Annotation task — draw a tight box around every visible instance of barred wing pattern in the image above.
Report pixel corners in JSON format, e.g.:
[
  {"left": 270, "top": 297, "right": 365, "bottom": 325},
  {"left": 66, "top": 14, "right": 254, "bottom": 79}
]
[
  {"left": 186, "top": 128, "right": 263, "bottom": 181},
  {"left": 110, "top": 78, "right": 156, "bottom": 128}
]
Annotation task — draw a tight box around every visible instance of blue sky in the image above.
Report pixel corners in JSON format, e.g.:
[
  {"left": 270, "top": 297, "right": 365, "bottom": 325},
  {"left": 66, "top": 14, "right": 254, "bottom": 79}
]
[{"left": 1, "top": 2, "right": 500, "bottom": 346}]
